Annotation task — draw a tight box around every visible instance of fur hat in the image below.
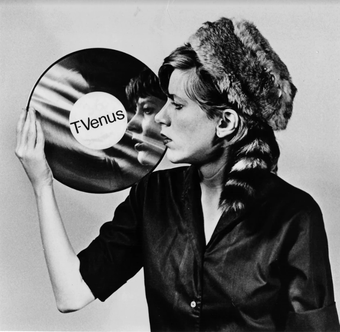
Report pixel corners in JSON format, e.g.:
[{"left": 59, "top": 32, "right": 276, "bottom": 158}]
[{"left": 188, "top": 17, "right": 297, "bottom": 130}]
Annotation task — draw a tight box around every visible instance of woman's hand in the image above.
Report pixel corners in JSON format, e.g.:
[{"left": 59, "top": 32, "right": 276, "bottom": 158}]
[{"left": 15, "top": 108, "right": 53, "bottom": 194}]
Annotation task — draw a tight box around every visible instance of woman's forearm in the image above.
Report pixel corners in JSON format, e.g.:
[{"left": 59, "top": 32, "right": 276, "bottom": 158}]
[{"left": 35, "top": 183, "right": 95, "bottom": 312}]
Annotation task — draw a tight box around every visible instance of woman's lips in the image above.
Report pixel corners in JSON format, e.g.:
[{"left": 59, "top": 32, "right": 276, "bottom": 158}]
[
  {"left": 161, "top": 134, "right": 172, "bottom": 145},
  {"left": 131, "top": 135, "right": 145, "bottom": 152},
  {"left": 134, "top": 142, "right": 145, "bottom": 152},
  {"left": 131, "top": 134, "right": 166, "bottom": 153}
]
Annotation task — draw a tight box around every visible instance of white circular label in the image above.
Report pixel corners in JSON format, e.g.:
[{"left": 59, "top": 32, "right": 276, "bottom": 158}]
[{"left": 69, "top": 91, "right": 127, "bottom": 150}]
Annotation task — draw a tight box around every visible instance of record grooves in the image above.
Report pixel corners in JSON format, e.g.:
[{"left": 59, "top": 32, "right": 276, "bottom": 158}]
[{"left": 27, "top": 48, "right": 166, "bottom": 193}]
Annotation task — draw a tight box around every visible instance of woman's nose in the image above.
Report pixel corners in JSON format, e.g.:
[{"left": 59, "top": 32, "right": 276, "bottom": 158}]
[
  {"left": 155, "top": 100, "right": 170, "bottom": 126},
  {"left": 127, "top": 112, "right": 142, "bottom": 133}
]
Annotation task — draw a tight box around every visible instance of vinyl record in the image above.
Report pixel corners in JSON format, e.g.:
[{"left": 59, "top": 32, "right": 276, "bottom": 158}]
[{"left": 27, "top": 48, "right": 166, "bottom": 193}]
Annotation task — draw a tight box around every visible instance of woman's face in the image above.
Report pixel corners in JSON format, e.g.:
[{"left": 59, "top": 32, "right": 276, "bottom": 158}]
[
  {"left": 127, "top": 96, "right": 166, "bottom": 166},
  {"left": 155, "top": 69, "right": 220, "bottom": 165}
]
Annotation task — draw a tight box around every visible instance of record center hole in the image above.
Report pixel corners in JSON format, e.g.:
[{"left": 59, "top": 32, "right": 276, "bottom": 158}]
[{"left": 69, "top": 91, "right": 127, "bottom": 150}]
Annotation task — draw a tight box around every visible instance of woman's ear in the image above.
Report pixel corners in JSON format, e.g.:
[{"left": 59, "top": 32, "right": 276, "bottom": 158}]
[{"left": 216, "top": 109, "right": 239, "bottom": 138}]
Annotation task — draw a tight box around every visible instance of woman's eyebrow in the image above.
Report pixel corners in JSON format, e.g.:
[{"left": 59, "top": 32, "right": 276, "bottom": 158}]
[
  {"left": 137, "top": 98, "right": 154, "bottom": 107},
  {"left": 169, "top": 93, "right": 186, "bottom": 103}
]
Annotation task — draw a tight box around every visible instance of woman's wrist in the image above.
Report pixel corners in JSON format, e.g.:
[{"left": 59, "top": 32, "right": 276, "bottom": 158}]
[{"left": 33, "top": 179, "right": 54, "bottom": 198}]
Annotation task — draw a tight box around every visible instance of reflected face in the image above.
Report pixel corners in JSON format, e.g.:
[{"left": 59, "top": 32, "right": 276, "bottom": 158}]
[
  {"left": 127, "top": 96, "right": 166, "bottom": 166},
  {"left": 155, "top": 69, "right": 219, "bottom": 165}
]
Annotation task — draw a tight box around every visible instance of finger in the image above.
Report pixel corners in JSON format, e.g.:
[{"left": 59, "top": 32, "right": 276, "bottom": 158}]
[
  {"left": 27, "top": 108, "right": 38, "bottom": 149},
  {"left": 16, "top": 109, "right": 28, "bottom": 149},
  {"left": 16, "top": 108, "right": 28, "bottom": 134},
  {"left": 36, "top": 115, "right": 45, "bottom": 150},
  {"left": 19, "top": 108, "right": 32, "bottom": 149}
]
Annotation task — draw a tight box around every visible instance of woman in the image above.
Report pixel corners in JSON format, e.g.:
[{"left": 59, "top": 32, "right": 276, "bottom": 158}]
[
  {"left": 125, "top": 67, "right": 167, "bottom": 166},
  {"left": 15, "top": 17, "right": 339, "bottom": 331}
]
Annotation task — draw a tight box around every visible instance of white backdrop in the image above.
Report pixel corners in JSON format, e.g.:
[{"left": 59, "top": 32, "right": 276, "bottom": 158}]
[{"left": 1, "top": 1, "right": 339, "bottom": 330}]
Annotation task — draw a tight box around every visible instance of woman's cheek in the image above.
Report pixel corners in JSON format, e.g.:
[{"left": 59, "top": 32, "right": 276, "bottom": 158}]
[{"left": 145, "top": 118, "right": 162, "bottom": 140}]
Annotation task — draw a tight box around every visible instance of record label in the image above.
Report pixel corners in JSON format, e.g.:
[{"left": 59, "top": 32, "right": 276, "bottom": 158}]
[{"left": 69, "top": 91, "right": 127, "bottom": 150}]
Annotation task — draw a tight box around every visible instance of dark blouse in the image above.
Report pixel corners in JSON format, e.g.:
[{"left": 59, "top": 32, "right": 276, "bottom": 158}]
[{"left": 78, "top": 166, "right": 340, "bottom": 331}]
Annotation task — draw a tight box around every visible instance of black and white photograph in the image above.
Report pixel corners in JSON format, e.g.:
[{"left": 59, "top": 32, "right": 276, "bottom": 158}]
[{"left": 1, "top": 1, "right": 340, "bottom": 331}]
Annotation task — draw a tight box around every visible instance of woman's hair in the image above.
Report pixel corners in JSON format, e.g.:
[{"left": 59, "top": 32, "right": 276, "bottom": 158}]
[
  {"left": 158, "top": 22, "right": 289, "bottom": 213},
  {"left": 159, "top": 45, "right": 231, "bottom": 117},
  {"left": 125, "top": 67, "right": 166, "bottom": 110}
]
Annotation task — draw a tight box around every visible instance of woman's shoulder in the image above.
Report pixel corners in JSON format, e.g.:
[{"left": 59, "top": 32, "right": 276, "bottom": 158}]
[
  {"left": 132, "top": 165, "right": 191, "bottom": 194},
  {"left": 243, "top": 173, "right": 326, "bottom": 239},
  {"left": 263, "top": 172, "right": 322, "bottom": 217}
]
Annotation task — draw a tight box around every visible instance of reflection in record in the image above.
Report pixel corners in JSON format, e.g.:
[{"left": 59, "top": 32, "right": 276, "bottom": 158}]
[{"left": 27, "top": 48, "right": 166, "bottom": 193}]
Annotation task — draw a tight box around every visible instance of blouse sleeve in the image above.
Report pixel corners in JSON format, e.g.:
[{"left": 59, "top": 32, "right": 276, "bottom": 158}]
[
  {"left": 283, "top": 199, "right": 340, "bottom": 331},
  {"left": 77, "top": 183, "right": 144, "bottom": 302}
]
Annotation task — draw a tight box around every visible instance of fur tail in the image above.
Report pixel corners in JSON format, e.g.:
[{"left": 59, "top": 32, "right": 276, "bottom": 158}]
[{"left": 220, "top": 121, "right": 279, "bottom": 213}]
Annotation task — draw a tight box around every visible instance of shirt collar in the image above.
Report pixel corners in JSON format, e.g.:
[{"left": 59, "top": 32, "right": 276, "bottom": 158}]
[{"left": 180, "top": 166, "right": 276, "bottom": 250}]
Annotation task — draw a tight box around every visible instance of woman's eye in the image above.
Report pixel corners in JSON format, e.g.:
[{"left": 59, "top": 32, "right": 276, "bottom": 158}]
[
  {"left": 171, "top": 102, "right": 183, "bottom": 110},
  {"left": 143, "top": 107, "right": 154, "bottom": 115}
]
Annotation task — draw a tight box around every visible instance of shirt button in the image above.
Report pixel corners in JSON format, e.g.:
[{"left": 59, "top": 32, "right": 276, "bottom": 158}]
[{"left": 190, "top": 301, "right": 197, "bottom": 308}]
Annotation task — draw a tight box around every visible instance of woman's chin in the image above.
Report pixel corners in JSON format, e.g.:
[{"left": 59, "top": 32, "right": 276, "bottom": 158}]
[
  {"left": 165, "top": 150, "right": 186, "bottom": 165},
  {"left": 137, "top": 151, "right": 158, "bottom": 167}
]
